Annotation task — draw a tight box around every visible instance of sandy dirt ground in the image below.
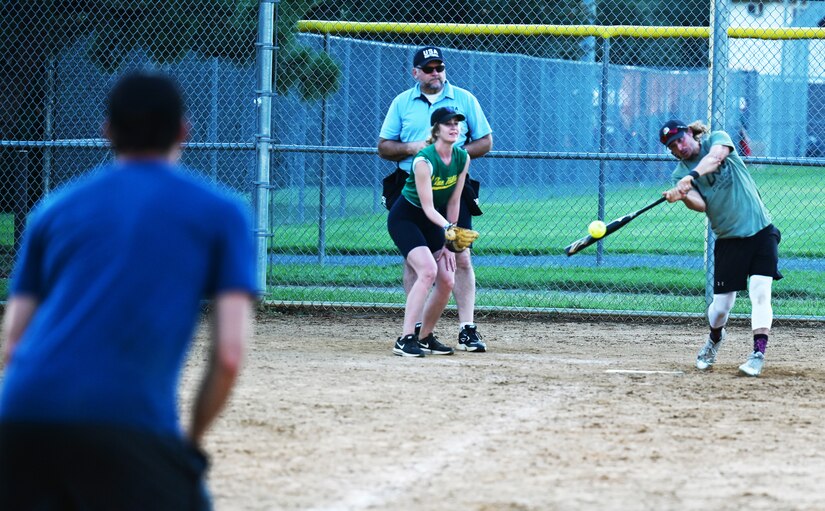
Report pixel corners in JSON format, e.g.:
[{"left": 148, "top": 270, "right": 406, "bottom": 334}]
[{"left": 180, "top": 312, "right": 825, "bottom": 511}]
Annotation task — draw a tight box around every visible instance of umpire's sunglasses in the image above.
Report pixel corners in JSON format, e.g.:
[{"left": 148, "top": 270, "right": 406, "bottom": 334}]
[{"left": 417, "top": 64, "right": 446, "bottom": 74}]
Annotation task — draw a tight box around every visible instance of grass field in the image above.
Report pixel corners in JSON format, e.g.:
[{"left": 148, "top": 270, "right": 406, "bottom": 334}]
[
  {"left": 267, "top": 166, "right": 824, "bottom": 257},
  {"left": 266, "top": 165, "right": 824, "bottom": 317}
]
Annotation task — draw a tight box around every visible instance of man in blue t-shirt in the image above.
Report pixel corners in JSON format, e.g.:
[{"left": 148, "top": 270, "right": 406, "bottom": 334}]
[
  {"left": 379, "top": 46, "right": 493, "bottom": 353},
  {"left": 0, "top": 73, "right": 258, "bottom": 510}
]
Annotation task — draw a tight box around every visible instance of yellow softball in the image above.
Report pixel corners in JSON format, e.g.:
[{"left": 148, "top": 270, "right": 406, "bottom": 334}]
[{"left": 588, "top": 220, "right": 607, "bottom": 239}]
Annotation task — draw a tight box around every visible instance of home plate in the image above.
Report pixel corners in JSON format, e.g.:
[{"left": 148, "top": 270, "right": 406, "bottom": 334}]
[{"left": 604, "top": 369, "right": 684, "bottom": 375}]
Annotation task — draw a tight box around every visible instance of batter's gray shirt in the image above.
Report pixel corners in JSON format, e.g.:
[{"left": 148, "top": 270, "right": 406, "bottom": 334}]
[{"left": 671, "top": 130, "right": 771, "bottom": 239}]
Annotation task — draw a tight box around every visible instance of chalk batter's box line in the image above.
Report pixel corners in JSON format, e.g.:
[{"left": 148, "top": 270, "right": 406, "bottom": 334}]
[{"left": 604, "top": 369, "right": 684, "bottom": 375}]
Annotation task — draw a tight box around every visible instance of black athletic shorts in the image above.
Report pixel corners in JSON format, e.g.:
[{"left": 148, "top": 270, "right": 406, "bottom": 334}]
[
  {"left": 0, "top": 422, "right": 211, "bottom": 511},
  {"left": 387, "top": 197, "right": 445, "bottom": 257},
  {"left": 714, "top": 224, "right": 783, "bottom": 293}
]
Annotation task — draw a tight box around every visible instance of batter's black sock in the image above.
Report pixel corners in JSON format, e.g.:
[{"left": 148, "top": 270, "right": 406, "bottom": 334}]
[
  {"left": 709, "top": 327, "right": 724, "bottom": 343},
  {"left": 754, "top": 334, "right": 768, "bottom": 354}
]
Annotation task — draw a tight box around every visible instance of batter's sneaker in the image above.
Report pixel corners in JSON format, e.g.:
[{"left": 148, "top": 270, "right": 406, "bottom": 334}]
[
  {"left": 739, "top": 351, "right": 765, "bottom": 377},
  {"left": 393, "top": 334, "right": 425, "bottom": 357},
  {"left": 418, "top": 333, "right": 454, "bottom": 355},
  {"left": 696, "top": 329, "right": 725, "bottom": 370},
  {"left": 458, "top": 324, "right": 486, "bottom": 352}
]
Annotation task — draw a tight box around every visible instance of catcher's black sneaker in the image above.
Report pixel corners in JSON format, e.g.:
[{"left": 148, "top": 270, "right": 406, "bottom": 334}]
[
  {"left": 414, "top": 322, "right": 422, "bottom": 337},
  {"left": 393, "top": 334, "right": 425, "bottom": 357},
  {"left": 418, "top": 333, "right": 454, "bottom": 355},
  {"left": 458, "top": 324, "right": 486, "bottom": 352}
]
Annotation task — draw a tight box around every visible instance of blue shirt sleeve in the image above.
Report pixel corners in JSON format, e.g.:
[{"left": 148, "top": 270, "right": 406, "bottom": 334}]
[
  {"left": 379, "top": 95, "right": 403, "bottom": 141},
  {"left": 211, "top": 200, "right": 259, "bottom": 297},
  {"left": 9, "top": 210, "right": 46, "bottom": 298}
]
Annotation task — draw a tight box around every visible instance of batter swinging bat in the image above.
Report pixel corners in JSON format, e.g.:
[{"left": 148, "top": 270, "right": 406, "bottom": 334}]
[{"left": 564, "top": 197, "right": 667, "bottom": 256}]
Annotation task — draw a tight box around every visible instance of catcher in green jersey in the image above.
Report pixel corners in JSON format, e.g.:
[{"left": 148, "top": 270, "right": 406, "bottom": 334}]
[{"left": 387, "top": 106, "right": 479, "bottom": 358}]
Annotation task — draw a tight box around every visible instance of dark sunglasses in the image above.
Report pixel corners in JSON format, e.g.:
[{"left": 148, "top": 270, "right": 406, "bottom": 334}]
[{"left": 418, "top": 64, "right": 445, "bottom": 74}]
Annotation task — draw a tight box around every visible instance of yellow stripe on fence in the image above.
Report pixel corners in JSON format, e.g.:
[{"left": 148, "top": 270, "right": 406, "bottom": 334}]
[{"left": 297, "top": 21, "right": 825, "bottom": 40}]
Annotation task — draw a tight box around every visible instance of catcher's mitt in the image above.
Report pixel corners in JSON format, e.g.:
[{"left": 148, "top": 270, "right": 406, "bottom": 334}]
[{"left": 444, "top": 224, "right": 479, "bottom": 253}]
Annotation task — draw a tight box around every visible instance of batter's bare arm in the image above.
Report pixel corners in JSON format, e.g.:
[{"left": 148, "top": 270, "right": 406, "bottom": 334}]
[
  {"left": 675, "top": 144, "right": 731, "bottom": 194},
  {"left": 680, "top": 189, "right": 706, "bottom": 212},
  {"left": 463, "top": 134, "right": 492, "bottom": 159},
  {"left": 377, "top": 138, "right": 428, "bottom": 162},
  {"left": 666, "top": 143, "right": 729, "bottom": 211},
  {"left": 663, "top": 183, "right": 706, "bottom": 212}
]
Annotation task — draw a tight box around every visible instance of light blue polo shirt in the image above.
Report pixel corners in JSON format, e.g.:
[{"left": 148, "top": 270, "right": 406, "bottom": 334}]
[{"left": 379, "top": 81, "right": 492, "bottom": 171}]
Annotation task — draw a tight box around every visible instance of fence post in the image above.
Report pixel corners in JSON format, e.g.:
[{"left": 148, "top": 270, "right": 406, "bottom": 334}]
[
  {"left": 209, "top": 57, "right": 219, "bottom": 183},
  {"left": 43, "top": 55, "right": 54, "bottom": 197},
  {"left": 13, "top": 150, "right": 30, "bottom": 254},
  {"left": 255, "top": 0, "right": 276, "bottom": 294},
  {"left": 596, "top": 36, "right": 610, "bottom": 266},
  {"left": 705, "top": 0, "right": 730, "bottom": 306},
  {"left": 318, "top": 33, "right": 330, "bottom": 265}
]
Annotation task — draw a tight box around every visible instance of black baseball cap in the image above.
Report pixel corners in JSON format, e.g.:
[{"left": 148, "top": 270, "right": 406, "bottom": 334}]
[
  {"left": 430, "top": 106, "right": 465, "bottom": 126},
  {"left": 413, "top": 46, "right": 444, "bottom": 68},
  {"left": 659, "top": 120, "right": 689, "bottom": 146}
]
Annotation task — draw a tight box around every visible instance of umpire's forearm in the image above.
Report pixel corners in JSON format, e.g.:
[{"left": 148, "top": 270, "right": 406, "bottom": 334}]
[
  {"left": 463, "top": 134, "right": 492, "bottom": 159},
  {"left": 377, "top": 139, "right": 424, "bottom": 161}
]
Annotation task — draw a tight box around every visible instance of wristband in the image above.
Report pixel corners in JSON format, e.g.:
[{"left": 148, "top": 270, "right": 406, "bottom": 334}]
[
  {"left": 688, "top": 170, "right": 700, "bottom": 180},
  {"left": 444, "top": 222, "right": 454, "bottom": 231}
]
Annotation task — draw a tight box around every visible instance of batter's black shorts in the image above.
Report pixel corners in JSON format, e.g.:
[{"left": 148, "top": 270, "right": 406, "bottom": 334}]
[
  {"left": 714, "top": 224, "right": 783, "bottom": 294},
  {"left": 0, "top": 422, "right": 211, "bottom": 511},
  {"left": 387, "top": 197, "right": 446, "bottom": 257}
]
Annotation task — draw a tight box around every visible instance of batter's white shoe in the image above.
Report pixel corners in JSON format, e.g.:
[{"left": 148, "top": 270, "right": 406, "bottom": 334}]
[
  {"left": 739, "top": 351, "right": 765, "bottom": 377},
  {"left": 696, "top": 329, "right": 725, "bottom": 370}
]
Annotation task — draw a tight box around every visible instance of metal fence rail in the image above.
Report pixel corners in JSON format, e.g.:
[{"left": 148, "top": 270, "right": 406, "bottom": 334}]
[{"left": 1, "top": 0, "right": 823, "bottom": 320}]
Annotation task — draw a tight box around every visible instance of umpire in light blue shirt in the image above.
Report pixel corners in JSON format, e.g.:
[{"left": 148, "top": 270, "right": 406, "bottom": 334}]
[{"left": 378, "top": 46, "right": 493, "bottom": 352}]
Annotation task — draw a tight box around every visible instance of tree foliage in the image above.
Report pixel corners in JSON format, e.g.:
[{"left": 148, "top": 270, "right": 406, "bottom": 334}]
[
  {"left": 0, "top": 0, "right": 341, "bottom": 237},
  {"left": 0, "top": 0, "right": 341, "bottom": 143}
]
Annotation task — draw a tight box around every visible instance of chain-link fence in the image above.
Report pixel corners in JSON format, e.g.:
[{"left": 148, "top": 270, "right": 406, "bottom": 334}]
[
  {"left": 2, "top": 1, "right": 823, "bottom": 320},
  {"left": 0, "top": 0, "right": 262, "bottom": 293}
]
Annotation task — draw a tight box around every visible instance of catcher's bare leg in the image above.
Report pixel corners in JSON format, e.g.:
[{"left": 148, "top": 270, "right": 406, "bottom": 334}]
[
  {"left": 452, "top": 201, "right": 476, "bottom": 326},
  {"left": 402, "top": 247, "right": 438, "bottom": 336},
  {"left": 453, "top": 249, "right": 475, "bottom": 324},
  {"left": 420, "top": 249, "right": 456, "bottom": 336},
  {"left": 402, "top": 260, "right": 416, "bottom": 296}
]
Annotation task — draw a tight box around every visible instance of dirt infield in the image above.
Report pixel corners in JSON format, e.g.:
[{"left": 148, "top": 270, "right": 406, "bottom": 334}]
[{"left": 181, "top": 312, "right": 825, "bottom": 511}]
